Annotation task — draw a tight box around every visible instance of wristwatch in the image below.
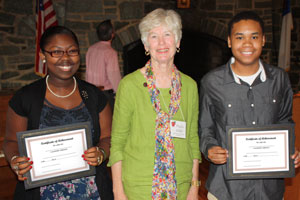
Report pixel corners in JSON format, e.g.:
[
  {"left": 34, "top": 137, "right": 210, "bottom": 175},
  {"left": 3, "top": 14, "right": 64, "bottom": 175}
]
[{"left": 191, "top": 180, "right": 201, "bottom": 187}]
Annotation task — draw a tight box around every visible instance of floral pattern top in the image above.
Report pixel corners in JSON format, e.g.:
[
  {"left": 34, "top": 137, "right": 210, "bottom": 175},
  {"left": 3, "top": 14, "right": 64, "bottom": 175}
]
[{"left": 39, "top": 99, "right": 100, "bottom": 200}]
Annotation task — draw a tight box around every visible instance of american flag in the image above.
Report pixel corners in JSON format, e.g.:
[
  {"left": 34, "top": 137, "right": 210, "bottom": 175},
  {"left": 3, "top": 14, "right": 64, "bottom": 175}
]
[{"left": 35, "top": 0, "right": 58, "bottom": 76}]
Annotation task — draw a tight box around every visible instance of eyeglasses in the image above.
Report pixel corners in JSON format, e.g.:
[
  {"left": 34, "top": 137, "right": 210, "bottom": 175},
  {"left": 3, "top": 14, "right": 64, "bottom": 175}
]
[{"left": 43, "top": 49, "right": 80, "bottom": 58}]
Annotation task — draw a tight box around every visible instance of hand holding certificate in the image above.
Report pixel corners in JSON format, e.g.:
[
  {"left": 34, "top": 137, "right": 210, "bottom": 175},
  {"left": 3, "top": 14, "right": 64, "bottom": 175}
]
[
  {"left": 17, "top": 122, "right": 95, "bottom": 189},
  {"left": 226, "top": 124, "right": 295, "bottom": 179}
]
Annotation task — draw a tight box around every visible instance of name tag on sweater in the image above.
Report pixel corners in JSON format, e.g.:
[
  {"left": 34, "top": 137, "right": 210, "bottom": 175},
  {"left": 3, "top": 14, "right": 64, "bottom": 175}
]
[{"left": 170, "top": 120, "right": 186, "bottom": 138}]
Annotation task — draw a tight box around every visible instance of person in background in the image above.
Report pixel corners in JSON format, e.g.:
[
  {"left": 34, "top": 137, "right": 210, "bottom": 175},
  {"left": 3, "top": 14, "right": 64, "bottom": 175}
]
[
  {"left": 109, "top": 8, "right": 201, "bottom": 200},
  {"left": 85, "top": 19, "right": 122, "bottom": 110},
  {"left": 3, "top": 26, "right": 113, "bottom": 200},
  {"left": 199, "top": 11, "right": 300, "bottom": 200}
]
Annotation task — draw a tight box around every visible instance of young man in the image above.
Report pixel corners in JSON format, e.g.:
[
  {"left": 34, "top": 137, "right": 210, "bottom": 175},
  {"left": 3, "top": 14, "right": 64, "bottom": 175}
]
[
  {"left": 199, "top": 11, "right": 300, "bottom": 200},
  {"left": 85, "top": 20, "right": 121, "bottom": 109}
]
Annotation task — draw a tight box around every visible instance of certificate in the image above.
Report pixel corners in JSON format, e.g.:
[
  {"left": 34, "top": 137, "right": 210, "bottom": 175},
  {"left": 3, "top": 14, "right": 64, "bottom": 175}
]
[
  {"left": 226, "top": 124, "right": 295, "bottom": 179},
  {"left": 17, "top": 122, "right": 95, "bottom": 189}
]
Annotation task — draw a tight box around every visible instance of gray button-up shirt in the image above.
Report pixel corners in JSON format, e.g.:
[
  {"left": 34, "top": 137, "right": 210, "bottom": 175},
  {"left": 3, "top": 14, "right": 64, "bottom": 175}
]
[{"left": 199, "top": 59, "right": 293, "bottom": 200}]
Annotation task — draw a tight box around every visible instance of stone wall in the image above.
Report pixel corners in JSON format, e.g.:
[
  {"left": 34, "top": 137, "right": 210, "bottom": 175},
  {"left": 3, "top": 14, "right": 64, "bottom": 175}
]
[{"left": 0, "top": 0, "right": 300, "bottom": 91}]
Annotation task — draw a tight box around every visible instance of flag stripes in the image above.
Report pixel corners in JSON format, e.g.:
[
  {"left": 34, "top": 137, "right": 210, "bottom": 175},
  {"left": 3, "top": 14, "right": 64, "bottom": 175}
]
[{"left": 35, "top": 0, "right": 58, "bottom": 76}]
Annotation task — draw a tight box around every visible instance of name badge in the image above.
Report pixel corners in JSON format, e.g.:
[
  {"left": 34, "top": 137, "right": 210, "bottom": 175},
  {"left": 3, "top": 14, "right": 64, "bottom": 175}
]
[{"left": 170, "top": 120, "right": 186, "bottom": 138}]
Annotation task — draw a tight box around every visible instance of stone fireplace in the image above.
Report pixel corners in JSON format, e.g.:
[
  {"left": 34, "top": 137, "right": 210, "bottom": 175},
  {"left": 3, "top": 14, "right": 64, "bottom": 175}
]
[
  {"left": 116, "top": 13, "right": 233, "bottom": 86},
  {"left": 122, "top": 30, "right": 232, "bottom": 86}
]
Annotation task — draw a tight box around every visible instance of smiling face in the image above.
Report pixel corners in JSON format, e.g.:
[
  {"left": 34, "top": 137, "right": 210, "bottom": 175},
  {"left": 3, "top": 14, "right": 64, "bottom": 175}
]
[
  {"left": 39, "top": 34, "right": 80, "bottom": 80},
  {"left": 228, "top": 19, "right": 265, "bottom": 71},
  {"left": 145, "top": 25, "right": 180, "bottom": 66}
]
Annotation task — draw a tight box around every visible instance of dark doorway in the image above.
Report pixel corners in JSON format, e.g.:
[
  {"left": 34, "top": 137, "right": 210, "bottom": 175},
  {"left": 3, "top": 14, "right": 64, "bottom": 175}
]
[{"left": 123, "top": 30, "right": 232, "bottom": 86}]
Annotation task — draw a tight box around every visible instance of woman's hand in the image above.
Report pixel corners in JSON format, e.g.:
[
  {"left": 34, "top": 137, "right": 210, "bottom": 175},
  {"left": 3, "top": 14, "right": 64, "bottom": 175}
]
[
  {"left": 186, "top": 185, "right": 199, "bottom": 200},
  {"left": 208, "top": 146, "right": 228, "bottom": 164},
  {"left": 292, "top": 148, "right": 300, "bottom": 168},
  {"left": 4, "top": 106, "right": 30, "bottom": 182},
  {"left": 82, "top": 146, "right": 104, "bottom": 166},
  {"left": 10, "top": 156, "right": 33, "bottom": 181},
  {"left": 187, "top": 159, "right": 200, "bottom": 200}
]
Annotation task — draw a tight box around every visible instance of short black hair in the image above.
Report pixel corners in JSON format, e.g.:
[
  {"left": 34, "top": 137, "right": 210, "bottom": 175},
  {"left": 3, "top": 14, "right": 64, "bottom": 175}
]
[
  {"left": 228, "top": 11, "right": 264, "bottom": 36},
  {"left": 40, "top": 26, "right": 79, "bottom": 51},
  {"left": 97, "top": 20, "right": 113, "bottom": 41}
]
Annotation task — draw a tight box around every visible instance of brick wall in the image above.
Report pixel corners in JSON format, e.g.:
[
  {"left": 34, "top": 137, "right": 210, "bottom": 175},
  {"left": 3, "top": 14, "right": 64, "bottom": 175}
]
[{"left": 0, "top": 0, "right": 300, "bottom": 91}]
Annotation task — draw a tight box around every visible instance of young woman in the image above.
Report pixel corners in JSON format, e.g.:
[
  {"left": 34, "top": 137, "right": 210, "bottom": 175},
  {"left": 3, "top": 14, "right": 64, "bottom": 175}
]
[{"left": 3, "top": 26, "right": 113, "bottom": 200}]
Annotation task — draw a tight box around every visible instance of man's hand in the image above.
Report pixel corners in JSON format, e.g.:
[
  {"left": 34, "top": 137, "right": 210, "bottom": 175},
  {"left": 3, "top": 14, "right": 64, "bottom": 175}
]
[
  {"left": 292, "top": 148, "right": 300, "bottom": 168},
  {"left": 208, "top": 146, "right": 228, "bottom": 164}
]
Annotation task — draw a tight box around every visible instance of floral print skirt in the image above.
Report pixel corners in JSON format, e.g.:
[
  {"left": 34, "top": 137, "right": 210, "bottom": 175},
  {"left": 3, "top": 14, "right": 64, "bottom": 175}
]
[{"left": 40, "top": 176, "right": 100, "bottom": 200}]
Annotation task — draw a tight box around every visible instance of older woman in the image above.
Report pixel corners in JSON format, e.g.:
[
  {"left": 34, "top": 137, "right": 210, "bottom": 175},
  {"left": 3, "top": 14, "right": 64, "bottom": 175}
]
[
  {"left": 3, "top": 26, "right": 113, "bottom": 200},
  {"left": 109, "top": 8, "right": 201, "bottom": 200}
]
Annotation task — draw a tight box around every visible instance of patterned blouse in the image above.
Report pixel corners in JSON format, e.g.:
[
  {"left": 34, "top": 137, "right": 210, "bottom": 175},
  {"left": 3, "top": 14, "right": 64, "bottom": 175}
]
[{"left": 39, "top": 99, "right": 100, "bottom": 200}]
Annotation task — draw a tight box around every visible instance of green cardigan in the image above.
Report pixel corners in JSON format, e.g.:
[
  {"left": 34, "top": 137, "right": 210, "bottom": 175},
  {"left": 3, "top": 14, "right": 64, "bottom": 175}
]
[{"left": 109, "top": 69, "right": 201, "bottom": 198}]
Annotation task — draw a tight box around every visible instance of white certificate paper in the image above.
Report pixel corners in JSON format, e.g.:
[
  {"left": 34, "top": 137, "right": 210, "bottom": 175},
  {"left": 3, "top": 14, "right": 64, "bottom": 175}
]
[
  {"left": 25, "top": 129, "right": 89, "bottom": 181},
  {"left": 232, "top": 130, "right": 289, "bottom": 173}
]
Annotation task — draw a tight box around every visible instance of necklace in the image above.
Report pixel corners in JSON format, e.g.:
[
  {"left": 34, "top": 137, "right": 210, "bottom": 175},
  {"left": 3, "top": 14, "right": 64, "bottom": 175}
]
[
  {"left": 46, "top": 75, "right": 77, "bottom": 98},
  {"left": 159, "top": 90, "right": 185, "bottom": 121}
]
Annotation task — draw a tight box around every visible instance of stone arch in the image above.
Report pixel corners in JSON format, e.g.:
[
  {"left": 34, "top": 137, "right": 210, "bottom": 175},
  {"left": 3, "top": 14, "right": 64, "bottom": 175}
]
[
  {"left": 115, "top": 23, "right": 141, "bottom": 48},
  {"left": 115, "top": 18, "right": 228, "bottom": 48},
  {"left": 113, "top": 19, "right": 229, "bottom": 76},
  {"left": 183, "top": 18, "right": 228, "bottom": 41}
]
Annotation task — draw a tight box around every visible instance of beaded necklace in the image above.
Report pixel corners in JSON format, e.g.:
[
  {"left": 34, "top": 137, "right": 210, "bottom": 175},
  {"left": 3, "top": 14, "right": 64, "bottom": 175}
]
[{"left": 46, "top": 75, "right": 77, "bottom": 98}]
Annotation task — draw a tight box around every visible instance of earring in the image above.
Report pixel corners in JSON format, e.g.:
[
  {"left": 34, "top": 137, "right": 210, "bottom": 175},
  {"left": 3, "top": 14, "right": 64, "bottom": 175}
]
[
  {"left": 145, "top": 51, "right": 150, "bottom": 56},
  {"left": 176, "top": 47, "right": 180, "bottom": 53},
  {"left": 42, "top": 59, "right": 46, "bottom": 63}
]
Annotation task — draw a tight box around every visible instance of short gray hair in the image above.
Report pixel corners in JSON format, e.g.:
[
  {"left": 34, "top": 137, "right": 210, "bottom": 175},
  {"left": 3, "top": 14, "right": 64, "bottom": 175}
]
[{"left": 139, "top": 8, "right": 182, "bottom": 47}]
